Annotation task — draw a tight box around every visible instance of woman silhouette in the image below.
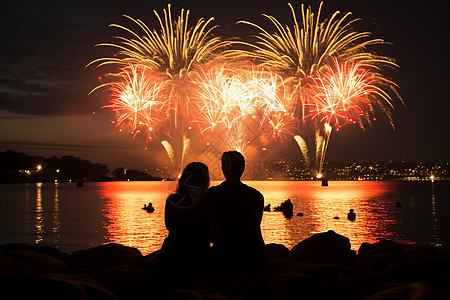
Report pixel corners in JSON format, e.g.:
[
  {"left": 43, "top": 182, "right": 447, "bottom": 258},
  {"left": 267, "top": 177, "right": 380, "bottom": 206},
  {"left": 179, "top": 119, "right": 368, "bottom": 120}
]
[{"left": 157, "top": 162, "right": 211, "bottom": 266}]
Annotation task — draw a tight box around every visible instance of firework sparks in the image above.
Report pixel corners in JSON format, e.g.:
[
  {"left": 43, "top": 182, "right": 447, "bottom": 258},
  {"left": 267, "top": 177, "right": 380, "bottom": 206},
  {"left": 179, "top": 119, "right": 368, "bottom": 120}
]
[
  {"left": 193, "top": 63, "right": 293, "bottom": 152},
  {"left": 88, "top": 3, "right": 402, "bottom": 178},
  {"left": 231, "top": 2, "right": 397, "bottom": 110},
  {"left": 304, "top": 57, "right": 393, "bottom": 129},
  {"left": 101, "top": 63, "right": 168, "bottom": 142},
  {"left": 88, "top": 4, "right": 229, "bottom": 78},
  {"left": 89, "top": 4, "right": 230, "bottom": 172}
]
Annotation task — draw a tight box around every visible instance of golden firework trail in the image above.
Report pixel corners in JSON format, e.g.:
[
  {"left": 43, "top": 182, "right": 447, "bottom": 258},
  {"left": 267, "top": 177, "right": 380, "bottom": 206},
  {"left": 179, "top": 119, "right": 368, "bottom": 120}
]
[
  {"left": 88, "top": 4, "right": 229, "bottom": 79},
  {"left": 88, "top": 4, "right": 230, "bottom": 172},
  {"left": 88, "top": 4, "right": 229, "bottom": 128}
]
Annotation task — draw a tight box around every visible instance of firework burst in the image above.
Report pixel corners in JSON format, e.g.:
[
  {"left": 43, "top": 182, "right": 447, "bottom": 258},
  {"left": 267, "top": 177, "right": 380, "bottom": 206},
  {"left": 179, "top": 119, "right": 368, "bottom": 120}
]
[
  {"left": 228, "top": 2, "right": 402, "bottom": 177},
  {"left": 193, "top": 63, "right": 292, "bottom": 153},
  {"left": 89, "top": 4, "right": 230, "bottom": 173},
  {"left": 102, "top": 63, "right": 168, "bottom": 142},
  {"left": 88, "top": 3, "right": 402, "bottom": 178},
  {"left": 231, "top": 1, "right": 398, "bottom": 118},
  {"left": 304, "top": 57, "right": 394, "bottom": 129},
  {"left": 88, "top": 4, "right": 229, "bottom": 79}
]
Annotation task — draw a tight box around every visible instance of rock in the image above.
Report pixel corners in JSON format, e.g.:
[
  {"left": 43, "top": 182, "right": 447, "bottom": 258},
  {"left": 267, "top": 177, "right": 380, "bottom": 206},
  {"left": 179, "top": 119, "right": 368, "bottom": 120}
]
[
  {"left": 272, "top": 271, "right": 328, "bottom": 299},
  {"left": 347, "top": 209, "right": 356, "bottom": 221},
  {"left": 68, "top": 243, "right": 143, "bottom": 269},
  {"left": 364, "top": 282, "right": 438, "bottom": 300},
  {"left": 274, "top": 199, "right": 294, "bottom": 218},
  {"left": 434, "top": 274, "right": 450, "bottom": 298},
  {"left": 1, "top": 233, "right": 448, "bottom": 299},
  {"left": 229, "top": 274, "right": 282, "bottom": 299},
  {"left": 356, "top": 240, "right": 405, "bottom": 272},
  {"left": 357, "top": 240, "right": 450, "bottom": 287},
  {"left": 289, "top": 230, "right": 356, "bottom": 265},
  {"left": 387, "top": 252, "right": 450, "bottom": 283},
  {"left": 338, "top": 267, "right": 397, "bottom": 299},
  {"left": 0, "top": 273, "right": 117, "bottom": 300},
  {"left": 296, "top": 212, "right": 303, "bottom": 217},
  {"left": 0, "top": 243, "right": 69, "bottom": 261},
  {"left": 265, "top": 243, "right": 290, "bottom": 259},
  {"left": 0, "top": 244, "right": 68, "bottom": 276},
  {"left": 168, "top": 290, "right": 206, "bottom": 300}
]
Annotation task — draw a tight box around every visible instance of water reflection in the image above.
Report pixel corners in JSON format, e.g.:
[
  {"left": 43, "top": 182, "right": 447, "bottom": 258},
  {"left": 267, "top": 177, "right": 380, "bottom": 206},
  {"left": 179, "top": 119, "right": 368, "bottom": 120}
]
[
  {"left": 98, "top": 181, "right": 414, "bottom": 254},
  {"left": 431, "top": 183, "right": 442, "bottom": 247},
  {"left": 251, "top": 181, "right": 410, "bottom": 251},
  {"left": 35, "top": 183, "right": 44, "bottom": 243},
  {"left": 99, "top": 182, "right": 171, "bottom": 254},
  {"left": 30, "top": 183, "right": 61, "bottom": 246},
  {"left": 52, "top": 183, "right": 60, "bottom": 246},
  {"left": 2, "top": 181, "right": 447, "bottom": 255}
]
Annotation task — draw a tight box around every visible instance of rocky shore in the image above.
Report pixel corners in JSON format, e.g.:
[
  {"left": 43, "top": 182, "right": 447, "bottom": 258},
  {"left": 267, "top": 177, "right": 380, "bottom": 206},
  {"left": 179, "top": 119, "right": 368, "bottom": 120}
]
[{"left": 1, "top": 230, "right": 449, "bottom": 299}]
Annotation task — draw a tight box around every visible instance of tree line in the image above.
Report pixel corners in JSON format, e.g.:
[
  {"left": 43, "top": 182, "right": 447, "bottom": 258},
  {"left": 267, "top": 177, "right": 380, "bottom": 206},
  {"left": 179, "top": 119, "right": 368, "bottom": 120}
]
[{"left": 0, "top": 150, "right": 162, "bottom": 183}]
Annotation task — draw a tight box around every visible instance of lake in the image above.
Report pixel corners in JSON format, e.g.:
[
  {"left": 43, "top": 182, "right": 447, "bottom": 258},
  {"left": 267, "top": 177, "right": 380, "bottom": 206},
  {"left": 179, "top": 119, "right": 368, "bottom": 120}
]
[{"left": 0, "top": 180, "right": 449, "bottom": 255}]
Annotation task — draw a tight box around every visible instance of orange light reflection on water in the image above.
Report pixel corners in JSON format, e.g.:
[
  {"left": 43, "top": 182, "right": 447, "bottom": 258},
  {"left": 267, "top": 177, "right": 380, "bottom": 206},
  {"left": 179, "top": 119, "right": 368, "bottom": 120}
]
[
  {"left": 249, "top": 181, "right": 411, "bottom": 251},
  {"left": 99, "top": 181, "right": 175, "bottom": 254},
  {"left": 98, "top": 181, "right": 411, "bottom": 255}
]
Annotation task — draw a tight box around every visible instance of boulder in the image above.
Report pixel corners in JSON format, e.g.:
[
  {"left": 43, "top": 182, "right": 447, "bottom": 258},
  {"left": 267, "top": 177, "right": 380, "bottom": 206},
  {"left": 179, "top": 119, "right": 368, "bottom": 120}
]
[
  {"left": 356, "top": 240, "right": 405, "bottom": 272},
  {"left": 68, "top": 243, "right": 143, "bottom": 269},
  {"left": 357, "top": 240, "right": 449, "bottom": 277},
  {"left": 229, "top": 274, "right": 282, "bottom": 299},
  {"left": 387, "top": 253, "right": 450, "bottom": 283},
  {"left": 364, "top": 282, "right": 438, "bottom": 300},
  {"left": 338, "top": 267, "right": 397, "bottom": 299},
  {"left": 272, "top": 271, "right": 328, "bottom": 299},
  {"left": 168, "top": 290, "right": 206, "bottom": 300},
  {"left": 0, "top": 244, "right": 68, "bottom": 276},
  {"left": 0, "top": 273, "right": 117, "bottom": 300},
  {"left": 289, "top": 230, "right": 356, "bottom": 265}
]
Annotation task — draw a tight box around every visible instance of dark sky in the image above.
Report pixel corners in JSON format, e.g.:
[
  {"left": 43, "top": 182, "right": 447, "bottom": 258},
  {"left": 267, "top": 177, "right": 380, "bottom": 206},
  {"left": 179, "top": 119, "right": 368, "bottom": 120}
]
[{"left": 1, "top": 0, "right": 449, "bottom": 170}]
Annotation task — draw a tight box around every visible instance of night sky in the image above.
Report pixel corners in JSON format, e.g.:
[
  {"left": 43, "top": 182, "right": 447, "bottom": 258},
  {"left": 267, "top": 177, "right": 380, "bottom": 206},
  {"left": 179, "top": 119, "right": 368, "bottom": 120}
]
[{"left": 1, "top": 0, "right": 449, "bottom": 170}]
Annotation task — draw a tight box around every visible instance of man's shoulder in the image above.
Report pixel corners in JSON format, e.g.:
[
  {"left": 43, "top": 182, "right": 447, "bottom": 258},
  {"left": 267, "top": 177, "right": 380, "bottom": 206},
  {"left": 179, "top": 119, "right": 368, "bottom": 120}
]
[
  {"left": 207, "top": 182, "right": 224, "bottom": 192},
  {"left": 242, "top": 182, "right": 262, "bottom": 193},
  {"left": 207, "top": 181, "right": 263, "bottom": 197}
]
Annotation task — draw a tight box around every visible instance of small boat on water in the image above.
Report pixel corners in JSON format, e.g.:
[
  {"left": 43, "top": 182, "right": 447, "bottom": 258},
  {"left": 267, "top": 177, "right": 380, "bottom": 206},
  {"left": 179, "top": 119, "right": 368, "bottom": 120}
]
[{"left": 142, "top": 203, "right": 155, "bottom": 213}]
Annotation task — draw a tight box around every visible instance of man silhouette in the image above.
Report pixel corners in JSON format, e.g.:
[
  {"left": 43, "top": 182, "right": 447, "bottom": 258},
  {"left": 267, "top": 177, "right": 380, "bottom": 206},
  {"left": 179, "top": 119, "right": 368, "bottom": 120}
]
[{"left": 207, "top": 151, "right": 265, "bottom": 261}]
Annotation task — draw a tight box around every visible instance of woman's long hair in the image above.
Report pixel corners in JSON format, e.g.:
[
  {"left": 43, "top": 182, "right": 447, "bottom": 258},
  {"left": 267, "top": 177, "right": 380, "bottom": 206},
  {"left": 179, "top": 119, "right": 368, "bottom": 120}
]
[{"left": 176, "top": 162, "right": 210, "bottom": 205}]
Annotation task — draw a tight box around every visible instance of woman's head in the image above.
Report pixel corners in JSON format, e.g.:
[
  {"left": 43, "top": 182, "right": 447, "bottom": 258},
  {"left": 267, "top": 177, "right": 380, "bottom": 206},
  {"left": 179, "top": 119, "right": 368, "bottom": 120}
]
[{"left": 177, "top": 162, "right": 210, "bottom": 196}]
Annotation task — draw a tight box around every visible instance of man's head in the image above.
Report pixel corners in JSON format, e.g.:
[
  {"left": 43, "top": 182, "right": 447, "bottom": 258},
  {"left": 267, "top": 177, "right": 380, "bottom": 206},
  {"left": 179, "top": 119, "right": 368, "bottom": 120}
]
[{"left": 221, "top": 151, "right": 245, "bottom": 180}]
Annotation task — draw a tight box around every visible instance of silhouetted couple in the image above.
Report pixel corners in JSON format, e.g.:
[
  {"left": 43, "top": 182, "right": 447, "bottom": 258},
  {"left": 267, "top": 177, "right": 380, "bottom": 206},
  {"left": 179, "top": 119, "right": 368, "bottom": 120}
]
[{"left": 157, "top": 151, "right": 265, "bottom": 266}]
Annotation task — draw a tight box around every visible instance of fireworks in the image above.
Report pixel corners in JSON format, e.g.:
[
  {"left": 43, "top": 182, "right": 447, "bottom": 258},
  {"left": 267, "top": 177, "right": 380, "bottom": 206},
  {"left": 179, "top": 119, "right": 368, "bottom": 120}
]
[
  {"left": 88, "top": 4, "right": 229, "bottom": 78},
  {"left": 89, "top": 4, "right": 229, "bottom": 173},
  {"left": 227, "top": 2, "right": 402, "bottom": 176},
  {"left": 232, "top": 2, "right": 399, "bottom": 117},
  {"left": 304, "top": 57, "right": 393, "bottom": 129},
  {"left": 102, "top": 64, "right": 168, "bottom": 142},
  {"left": 89, "top": 3, "right": 402, "bottom": 177},
  {"left": 193, "top": 63, "right": 291, "bottom": 152}
]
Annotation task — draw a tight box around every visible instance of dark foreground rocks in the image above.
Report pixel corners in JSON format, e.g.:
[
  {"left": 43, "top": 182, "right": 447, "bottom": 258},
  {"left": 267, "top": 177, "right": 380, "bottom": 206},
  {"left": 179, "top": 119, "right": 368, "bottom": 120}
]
[{"left": 1, "top": 230, "right": 448, "bottom": 299}]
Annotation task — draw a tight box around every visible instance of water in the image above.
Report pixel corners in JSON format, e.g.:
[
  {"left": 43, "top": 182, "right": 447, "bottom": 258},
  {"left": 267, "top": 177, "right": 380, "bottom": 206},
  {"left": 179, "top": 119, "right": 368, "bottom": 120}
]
[{"left": 1, "top": 181, "right": 449, "bottom": 255}]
